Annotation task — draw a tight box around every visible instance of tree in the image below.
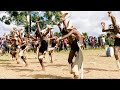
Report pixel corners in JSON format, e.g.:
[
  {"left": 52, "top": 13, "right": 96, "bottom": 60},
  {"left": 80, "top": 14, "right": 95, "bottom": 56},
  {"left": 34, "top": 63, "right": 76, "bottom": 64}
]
[
  {"left": 82, "top": 32, "right": 88, "bottom": 38},
  {"left": 4, "top": 11, "right": 28, "bottom": 25},
  {"left": 31, "top": 11, "right": 62, "bottom": 30},
  {"left": 0, "top": 11, "right": 62, "bottom": 34},
  {"left": 0, "top": 11, "right": 29, "bottom": 35},
  {"left": 54, "top": 32, "right": 62, "bottom": 37}
]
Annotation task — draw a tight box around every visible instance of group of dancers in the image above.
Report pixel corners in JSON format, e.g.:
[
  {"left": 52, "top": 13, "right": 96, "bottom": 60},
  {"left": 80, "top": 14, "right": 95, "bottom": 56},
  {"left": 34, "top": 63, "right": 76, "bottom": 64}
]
[
  {"left": 1, "top": 11, "right": 120, "bottom": 79},
  {"left": 1, "top": 12, "right": 84, "bottom": 79}
]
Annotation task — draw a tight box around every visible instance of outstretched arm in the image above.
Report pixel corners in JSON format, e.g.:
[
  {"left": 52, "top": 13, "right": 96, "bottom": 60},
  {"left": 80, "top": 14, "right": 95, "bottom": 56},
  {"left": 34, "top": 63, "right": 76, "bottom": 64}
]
[
  {"left": 18, "top": 31, "right": 23, "bottom": 43},
  {"left": 62, "top": 19, "right": 68, "bottom": 30},
  {"left": 108, "top": 11, "right": 116, "bottom": 26},
  {"left": 36, "top": 21, "right": 41, "bottom": 32},
  {"left": 20, "top": 41, "right": 26, "bottom": 47},
  {"left": 49, "top": 29, "right": 54, "bottom": 38},
  {"left": 36, "top": 21, "right": 42, "bottom": 38},
  {"left": 115, "top": 34, "right": 120, "bottom": 38},
  {"left": 28, "top": 32, "right": 37, "bottom": 40},
  {"left": 101, "top": 22, "right": 112, "bottom": 32},
  {"left": 43, "top": 29, "right": 50, "bottom": 36},
  {"left": 6, "top": 35, "right": 11, "bottom": 41},
  {"left": 57, "top": 22, "right": 62, "bottom": 32},
  {"left": 60, "top": 29, "right": 73, "bottom": 40}
]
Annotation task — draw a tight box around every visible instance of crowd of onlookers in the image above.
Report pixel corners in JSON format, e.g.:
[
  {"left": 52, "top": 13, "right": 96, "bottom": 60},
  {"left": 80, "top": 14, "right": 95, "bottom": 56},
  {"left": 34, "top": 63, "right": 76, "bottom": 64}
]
[
  {"left": 83, "top": 35, "right": 106, "bottom": 49},
  {"left": 0, "top": 31, "right": 113, "bottom": 56},
  {"left": 54, "top": 34, "right": 113, "bottom": 51}
]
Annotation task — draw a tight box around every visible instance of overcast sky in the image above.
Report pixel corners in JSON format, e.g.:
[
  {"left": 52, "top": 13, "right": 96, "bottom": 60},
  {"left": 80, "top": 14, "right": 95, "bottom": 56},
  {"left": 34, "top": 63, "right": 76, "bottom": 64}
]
[{"left": 0, "top": 11, "right": 120, "bottom": 37}]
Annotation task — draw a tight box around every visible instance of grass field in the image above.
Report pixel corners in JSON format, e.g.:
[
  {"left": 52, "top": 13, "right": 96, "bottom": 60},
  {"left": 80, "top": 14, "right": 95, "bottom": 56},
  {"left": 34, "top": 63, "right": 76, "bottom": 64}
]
[{"left": 0, "top": 49, "right": 120, "bottom": 79}]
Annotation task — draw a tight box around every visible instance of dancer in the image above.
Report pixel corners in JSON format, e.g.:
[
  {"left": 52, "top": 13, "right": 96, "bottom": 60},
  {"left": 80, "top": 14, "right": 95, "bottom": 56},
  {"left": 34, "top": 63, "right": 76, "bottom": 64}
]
[
  {"left": 101, "top": 11, "right": 120, "bottom": 70},
  {"left": 29, "top": 21, "right": 53, "bottom": 70},
  {"left": 9, "top": 28, "right": 21, "bottom": 64},
  {"left": 56, "top": 13, "right": 84, "bottom": 79}
]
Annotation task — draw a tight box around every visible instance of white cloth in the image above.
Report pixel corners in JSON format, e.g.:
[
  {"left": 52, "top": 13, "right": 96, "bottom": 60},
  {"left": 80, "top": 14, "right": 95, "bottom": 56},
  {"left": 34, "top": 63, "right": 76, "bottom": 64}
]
[
  {"left": 116, "top": 33, "right": 120, "bottom": 38},
  {"left": 39, "top": 55, "right": 44, "bottom": 59},
  {"left": 48, "top": 47, "right": 55, "bottom": 52},
  {"left": 71, "top": 42, "right": 84, "bottom": 78}
]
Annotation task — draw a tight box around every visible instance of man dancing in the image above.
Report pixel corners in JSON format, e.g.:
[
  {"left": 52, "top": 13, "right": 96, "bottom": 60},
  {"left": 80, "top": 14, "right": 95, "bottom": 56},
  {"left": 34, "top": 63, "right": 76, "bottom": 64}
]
[
  {"left": 56, "top": 13, "right": 84, "bottom": 79},
  {"left": 29, "top": 21, "right": 53, "bottom": 70},
  {"left": 101, "top": 11, "right": 120, "bottom": 70}
]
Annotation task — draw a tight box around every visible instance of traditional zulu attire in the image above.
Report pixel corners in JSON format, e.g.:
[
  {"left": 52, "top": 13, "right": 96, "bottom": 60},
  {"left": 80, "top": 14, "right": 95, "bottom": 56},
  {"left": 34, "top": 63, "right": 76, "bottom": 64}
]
[
  {"left": 60, "top": 21, "right": 84, "bottom": 78},
  {"left": 19, "top": 41, "right": 27, "bottom": 60},
  {"left": 70, "top": 40, "right": 83, "bottom": 79},
  {"left": 38, "top": 30, "right": 49, "bottom": 59},
  {"left": 10, "top": 38, "right": 20, "bottom": 60}
]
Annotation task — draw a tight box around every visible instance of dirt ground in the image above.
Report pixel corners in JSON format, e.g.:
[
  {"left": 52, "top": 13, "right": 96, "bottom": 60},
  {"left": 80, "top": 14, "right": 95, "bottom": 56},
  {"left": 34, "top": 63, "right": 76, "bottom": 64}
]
[{"left": 0, "top": 49, "right": 120, "bottom": 79}]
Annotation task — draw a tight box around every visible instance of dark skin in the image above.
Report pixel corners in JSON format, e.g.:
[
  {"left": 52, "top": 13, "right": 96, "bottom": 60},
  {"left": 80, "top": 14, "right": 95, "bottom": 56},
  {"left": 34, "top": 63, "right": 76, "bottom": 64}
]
[
  {"left": 101, "top": 22, "right": 114, "bottom": 33},
  {"left": 48, "top": 29, "right": 54, "bottom": 63},
  {"left": 101, "top": 13, "right": 120, "bottom": 61},
  {"left": 101, "top": 12, "right": 120, "bottom": 34},
  {"left": 35, "top": 21, "right": 52, "bottom": 70},
  {"left": 8, "top": 31, "right": 21, "bottom": 64},
  {"left": 57, "top": 28, "right": 84, "bottom": 64},
  {"left": 108, "top": 11, "right": 116, "bottom": 26},
  {"left": 101, "top": 22, "right": 118, "bottom": 43},
  {"left": 28, "top": 32, "right": 39, "bottom": 58},
  {"left": 108, "top": 11, "right": 120, "bottom": 33},
  {"left": 57, "top": 18, "right": 84, "bottom": 68},
  {"left": 11, "top": 33, "right": 21, "bottom": 46},
  {"left": 11, "top": 31, "right": 29, "bottom": 65},
  {"left": 9, "top": 30, "right": 28, "bottom": 66},
  {"left": 20, "top": 38, "right": 29, "bottom": 67}
]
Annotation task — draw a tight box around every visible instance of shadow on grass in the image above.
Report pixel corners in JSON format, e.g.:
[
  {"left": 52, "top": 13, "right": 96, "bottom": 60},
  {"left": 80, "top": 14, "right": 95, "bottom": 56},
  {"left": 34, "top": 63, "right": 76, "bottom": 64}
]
[
  {"left": 20, "top": 74, "right": 72, "bottom": 79},
  {"left": 0, "top": 62, "right": 11, "bottom": 64},
  {"left": 84, "top": 68, "right": 119, "bottom": 72},
  {"left": 0, "top": 59, "right": 10, "bottom": 61},
  {"left": 99, "top": 55, "right": 108, "bottom": 57},
  {"left": 10, "top": 68, "right": 34, "bottom": 72},
  {"left": 31, "top": 61, "right": 47, "bottom": 64},
  {"left": 7, "top": 65, "right": 23, "bottom": 68},
  {"left": 99, "top": 55, "right": 114, "bottom": 58},
  {"left": 27, "top": 57, "right": 36, "bottom": 59},
  {"left": 46, "top": 64, "right": 67, "bottom": 67}
]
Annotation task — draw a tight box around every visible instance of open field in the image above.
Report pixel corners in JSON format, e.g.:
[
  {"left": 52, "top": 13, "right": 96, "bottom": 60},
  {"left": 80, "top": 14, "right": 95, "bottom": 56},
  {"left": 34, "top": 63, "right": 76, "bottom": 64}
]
[{"left": 0, "top": 49, "right": 120, "bottom": 79}]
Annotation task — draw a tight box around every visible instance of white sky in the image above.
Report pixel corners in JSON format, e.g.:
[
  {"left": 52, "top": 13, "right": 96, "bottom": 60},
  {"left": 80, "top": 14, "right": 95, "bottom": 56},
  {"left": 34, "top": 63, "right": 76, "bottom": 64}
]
[{"left": 0, "top": 11, "right": 120, "bottom": 37}]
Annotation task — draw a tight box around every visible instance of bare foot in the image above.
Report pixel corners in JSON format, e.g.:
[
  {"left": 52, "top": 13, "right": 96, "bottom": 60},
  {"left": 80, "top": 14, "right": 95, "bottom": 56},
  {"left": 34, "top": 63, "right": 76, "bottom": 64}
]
[
  {"left": 74, "top": 75, "right": 80, "bottom": 79},
  {"left": 50, "top": 61, "right": 53, "bottom": 63},
  {"left": 42, "top": 67, "right": 45, "bottom": 71},
  {"left": 25, "top": 64, "right": 28, "bottom": 67},
  {"left": 17, "top": 61, "right": 20, "bottom": 64}
]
